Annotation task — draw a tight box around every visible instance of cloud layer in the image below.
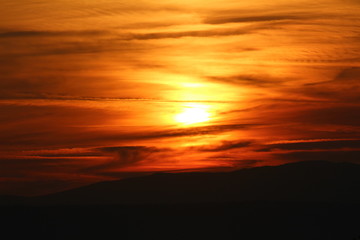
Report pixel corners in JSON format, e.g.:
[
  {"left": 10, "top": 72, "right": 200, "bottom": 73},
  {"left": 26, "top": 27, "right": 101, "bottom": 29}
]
[{"left": 1, "top": 0, "right": 360, "bottom": 195}]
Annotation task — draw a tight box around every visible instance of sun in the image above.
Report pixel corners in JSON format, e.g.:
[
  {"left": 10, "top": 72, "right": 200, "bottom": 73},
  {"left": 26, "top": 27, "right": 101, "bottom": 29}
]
[{"left": 175, "top": 104, "right": 211, "bottom": 125}]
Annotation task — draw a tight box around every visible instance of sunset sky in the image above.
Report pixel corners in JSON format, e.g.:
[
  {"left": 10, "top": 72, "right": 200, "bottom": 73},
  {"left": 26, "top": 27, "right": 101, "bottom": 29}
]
[{"left": 1, "top": 0, "right": 360, "bottom": 196}]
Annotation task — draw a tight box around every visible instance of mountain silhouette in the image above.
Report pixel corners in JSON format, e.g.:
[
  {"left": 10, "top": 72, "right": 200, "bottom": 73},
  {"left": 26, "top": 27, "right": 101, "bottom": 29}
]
[
  {"left": 2, "top": 161, "right": 360, "bottom": 240},
  {"left": 0, "top": 195, "right": 26, "bottom": 205},
  {"left": 32, "top": 160, "right": 360, "bottom": 205}
]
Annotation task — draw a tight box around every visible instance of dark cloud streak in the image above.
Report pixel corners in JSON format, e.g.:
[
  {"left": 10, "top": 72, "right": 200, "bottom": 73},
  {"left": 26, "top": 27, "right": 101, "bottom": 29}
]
[
  {"left": 121, "top": 23, "right": 277, "bottom": 40},
  {"left": 204, "top": 14, "right": 308, "bottom": 25},
  {"left": 194, "top": 140, "right": 252, "bottom": 152},
  {"left": 262, "top": 139, "right": 360, "bottom": 151},
  {"left": 274, "top": 150, "right": 360, "bottom": 164},
  {"left": 99, "top": 124, "right": 260, "bottom": 143},
  {"left": 0, "top": 30, "right": 107, "bottom": 38}
]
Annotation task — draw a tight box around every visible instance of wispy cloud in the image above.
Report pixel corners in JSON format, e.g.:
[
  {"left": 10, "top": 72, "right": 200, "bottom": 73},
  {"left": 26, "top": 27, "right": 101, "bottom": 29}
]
[
  {"left": 204, "top": 14, "right": 309, "bottom": 25},
  {"left": 274, "top": 150, "right": 360, "bottom": 163},
  {"left": 0, "top": 30, "right": 107, "bottom": 38},
  {"left": 207, "top": 74, "right": 287, "bottom": 87},
  {"left": 261, "top": 139, "right": 360, "bottom": 151},
  {"left": 192, "top": 140, "right": 252, "bottom": 152},
  {"left": 98, "top": 124, "right": 260, "bottom": 143},
  {"left": 121, "top": 25, "right": 268, "bottom": 40},
  {"left": 94, "top": 146, "right": 164, "bottom": 169}
]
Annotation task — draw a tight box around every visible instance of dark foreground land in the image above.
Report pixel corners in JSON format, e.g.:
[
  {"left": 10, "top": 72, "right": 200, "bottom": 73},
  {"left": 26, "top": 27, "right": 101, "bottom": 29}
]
[
  {"left": 1, "top": 161, "right": 360, "bottom": 239},
  {"left": 1, "top": 202, "right": 360, "bottom": 240}
]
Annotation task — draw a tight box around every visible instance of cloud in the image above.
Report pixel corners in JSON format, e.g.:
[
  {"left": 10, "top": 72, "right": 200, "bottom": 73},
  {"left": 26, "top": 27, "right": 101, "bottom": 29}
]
[
  {"left": 121, "top": 22, "right": 276, "bottom": 40},
  {"left": 274, "top": 150, "right": 360, "bottom": 164},
  {"left": 305, "top": 67, "right": 360, "bottom": 87},
  {"left": 261, "top": 139, "right": 360, "bottom": 151},
  {"left": 0, "top": 98, "right": 260, "bottom": 152},
  {"left": 291, "top": 105, "right": 360, "bottom": 126},
  {"left": 0, "top": 103, "right": 120, "bottom": 150},
  {"left": 251, "top": 101, "right": 360, "bottom": 133},
  {"left": 207, "top": 74, "right": 288, "bottom": 87},
  {"left": 334, "top": 67, "right": 360, "bottom": 82},
  {"left": 0, "top": 30, "right": 107, "bottom": 38},
  {"left": 34, "top": 152, "right": 104, "bottom": 158},
  {"left": 194, "top": 140, "right": 252, "bottom": 152},
  {"left": 0, "top": 156, "right": 104, "bottom": 183},
  {"left": 99, "top": 146, "right": 163, "bottom": 166},
  {"left": 0, "top": 29, "right": 156, "bottom": 59},
  {"left": 204, "top": 14, "right": 307, "bottom": 25},
  {"left": 0, "top": 153, "right": 146, "bottom": 196},
  {"left": 84, "top": 146, "right": 166, "bottom": 173},
  {"left": 82, "top": 140, "right": 257, "bottom": 176},
  {"left": 232, "top": 159, "right": 262, "bottom": 168},
  {"left": 292, "top": 67, "right": 360, "bottom": 102},
  {"left": 99, "top": 124, "right": 259, "bottom": 143}
]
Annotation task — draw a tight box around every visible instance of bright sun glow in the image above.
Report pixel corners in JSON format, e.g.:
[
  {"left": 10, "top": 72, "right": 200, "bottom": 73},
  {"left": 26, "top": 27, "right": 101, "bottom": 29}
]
[{"left": 175, "top": 104, "right": 211, "bottom": 125}]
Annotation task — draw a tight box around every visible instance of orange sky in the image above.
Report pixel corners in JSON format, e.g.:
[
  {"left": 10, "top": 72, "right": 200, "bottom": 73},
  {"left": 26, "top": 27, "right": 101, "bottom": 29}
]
[{"left": 1, "top": 0, "right": 360, "bottom": 195}]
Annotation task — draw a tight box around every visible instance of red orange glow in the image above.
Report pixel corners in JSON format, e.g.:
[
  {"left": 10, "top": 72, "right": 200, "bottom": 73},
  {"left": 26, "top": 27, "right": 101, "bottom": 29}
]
[{"left": 0, "top": 0, "right": 360, "bottom": 195}]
